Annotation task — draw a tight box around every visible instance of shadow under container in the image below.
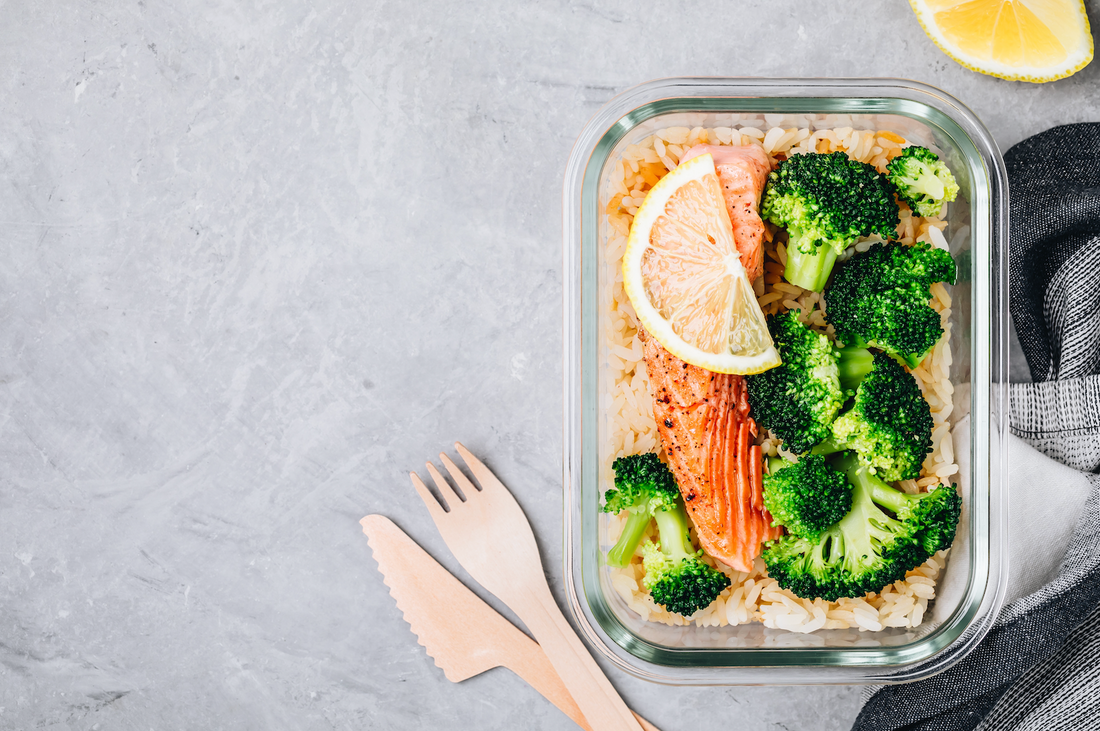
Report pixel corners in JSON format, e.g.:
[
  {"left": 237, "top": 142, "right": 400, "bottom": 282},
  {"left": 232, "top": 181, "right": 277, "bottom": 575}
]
[{"left": 562, "top": 78, "right": 1008, "bottom": 684}]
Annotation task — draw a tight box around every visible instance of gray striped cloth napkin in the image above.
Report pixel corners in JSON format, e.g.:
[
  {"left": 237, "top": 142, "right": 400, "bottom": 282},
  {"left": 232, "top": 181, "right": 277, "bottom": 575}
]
[{"left": 854, "top": 124, "right": 1100, "bottom": 730}]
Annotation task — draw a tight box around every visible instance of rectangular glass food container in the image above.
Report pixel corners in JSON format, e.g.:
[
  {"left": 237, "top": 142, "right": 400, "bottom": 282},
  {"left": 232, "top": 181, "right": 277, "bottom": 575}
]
[{"left": 562, "top": 78, "right": 1008, "bottom": 684}]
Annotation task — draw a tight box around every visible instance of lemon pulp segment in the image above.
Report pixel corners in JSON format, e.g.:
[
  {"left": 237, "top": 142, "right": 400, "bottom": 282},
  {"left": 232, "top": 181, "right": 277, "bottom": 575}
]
[
  {"left": 910, "top": 0, "right": 1092, "bottom": 82},
  {"left": 622, "top": 154, "right": 780, "bottom": 375}
]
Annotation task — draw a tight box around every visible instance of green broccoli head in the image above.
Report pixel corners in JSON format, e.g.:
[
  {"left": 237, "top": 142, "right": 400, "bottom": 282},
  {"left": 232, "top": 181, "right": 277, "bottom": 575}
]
[
  {"left": 602, "top": 453, "right": 681, "bottom": 568},
  {"left": 637, "top": 497, "right": 730, "bottom": 616},
  {"left": 745, "top": 312, "right": 845, "bottom": 453},
  {"left": 818, "top": 352, "right": 934, "bottom": 482},
  {"left": 824, "top": 240, "right": 957, "bottom": 367},
  {"left": 642, "top": 542, "right": 732, "bottom": 616},
  {"left": 891, "top": 482, "right": 963, "bottom": 557},
  {"left": 886, "top": 146, "right": 960, "bottom": 218},
  {"left": 763, "top": 451, "right": 960, "bottom": 601},
  {"left": 763, "top": 455, "right": 852, "bottom": 540},
  {"left": 761, "top": 151, "right": 900, "bottom": 291},
  {"left": 603, "top": 453, "right": 679, "bottom": 514}
]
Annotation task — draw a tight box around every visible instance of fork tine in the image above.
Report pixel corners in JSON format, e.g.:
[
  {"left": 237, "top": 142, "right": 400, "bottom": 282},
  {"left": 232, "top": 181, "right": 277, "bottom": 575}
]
[
  {"left": 454, "top": 442, "right": 505, "bottom": 493},
  {"left": 426, "top": 461, "right": 466, "bottom": 504},
  {"left": 410, "top": 471, "right": 449, "bottom": 517},
  {"left": 439, "top": 452, "right": 481, "bottom": 496}
]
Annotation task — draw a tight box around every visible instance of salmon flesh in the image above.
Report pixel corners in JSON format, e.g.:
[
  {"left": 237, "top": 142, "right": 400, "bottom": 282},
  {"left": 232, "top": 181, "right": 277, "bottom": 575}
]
[{"left": 639, "top": 328, "right": 782, "bottom": 572}]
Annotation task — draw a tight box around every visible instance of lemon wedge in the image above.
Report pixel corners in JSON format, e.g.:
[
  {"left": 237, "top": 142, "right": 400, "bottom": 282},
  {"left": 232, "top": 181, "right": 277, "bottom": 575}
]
[
  {"left": 622, "top": 154, "right": 780, "bottom": 375},
  {"left": 909, "top": 0, "right": 1093, "bottom": 82}
]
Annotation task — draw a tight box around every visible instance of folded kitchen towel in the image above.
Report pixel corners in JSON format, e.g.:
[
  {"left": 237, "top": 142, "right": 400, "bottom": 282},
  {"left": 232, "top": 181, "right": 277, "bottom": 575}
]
[{"left": 854, "top": 124, "right": 1100, "bottom": 730}]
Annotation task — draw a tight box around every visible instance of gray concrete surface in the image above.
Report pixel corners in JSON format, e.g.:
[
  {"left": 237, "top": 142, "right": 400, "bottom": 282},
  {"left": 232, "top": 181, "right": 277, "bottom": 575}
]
[{"left": 0, "top": 0, "right": 1090, "bottom": 728}]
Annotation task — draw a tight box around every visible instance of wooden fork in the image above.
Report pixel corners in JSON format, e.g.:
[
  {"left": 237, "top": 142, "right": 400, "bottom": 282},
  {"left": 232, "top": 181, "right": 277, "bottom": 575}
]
[{"left": 410, "top": 443, "right": 645, "bottom": 731}]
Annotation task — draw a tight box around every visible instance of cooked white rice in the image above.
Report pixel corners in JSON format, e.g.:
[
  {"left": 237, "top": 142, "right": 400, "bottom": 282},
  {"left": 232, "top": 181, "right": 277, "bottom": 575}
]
[{"left": 600, "top": 124, "right": 958, "bottom": 633}]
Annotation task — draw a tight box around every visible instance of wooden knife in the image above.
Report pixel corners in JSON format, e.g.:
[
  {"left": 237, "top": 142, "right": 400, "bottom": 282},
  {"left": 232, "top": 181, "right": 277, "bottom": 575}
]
[{"left": 360, "top": 514, "right": 659, "bottom": 731}]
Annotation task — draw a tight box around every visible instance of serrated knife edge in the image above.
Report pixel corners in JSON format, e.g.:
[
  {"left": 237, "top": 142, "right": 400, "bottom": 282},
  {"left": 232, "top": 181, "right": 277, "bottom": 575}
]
[{"left": 361, "top": 514, "right": 497, "bottom": 683}]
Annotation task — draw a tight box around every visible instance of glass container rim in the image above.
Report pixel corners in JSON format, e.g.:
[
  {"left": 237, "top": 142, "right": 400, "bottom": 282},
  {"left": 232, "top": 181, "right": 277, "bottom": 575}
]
[{"left": 562, "top": 77, "right": 1009, "bottom": 684}]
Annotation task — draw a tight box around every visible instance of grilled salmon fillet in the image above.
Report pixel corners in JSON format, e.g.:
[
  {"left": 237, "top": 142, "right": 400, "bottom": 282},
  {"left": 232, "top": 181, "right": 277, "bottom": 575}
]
[
  {"left": 679, "top": 144, "right": 771, "bottom": 283},
  {"left": 639, "top": 328, "right": 782, "bottom": 572}
]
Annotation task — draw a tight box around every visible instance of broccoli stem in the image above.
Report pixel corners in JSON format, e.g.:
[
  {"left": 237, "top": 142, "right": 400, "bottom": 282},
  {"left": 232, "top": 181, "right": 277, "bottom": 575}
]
[
  {"left": 901, "top": 347, "right": 931, "bottom": 370},
  {"left": 606, "top": 509, "right": 653, "bottom": 568},
  {"left": 832, "top": 450, "right": 864, "bottom": 478},
  {"left": 834, "top": 451, "right": 914, "bottom": 511},
  {"left": 837, "top": 333, "right": 928, "bottom": 377},
  {"left": 652, "top": 503, "right": 694, "bottom": 562},
  {"left": 784, "top": 232, "right": 840, "bottom": 292},
  {"left": 811, "top": 437, "right": 842, "bottom": 456},
  {"left": 908, "top": 166, "right": 946, "bottom": 200},
  {"left": 768, "top": 456, "right": 791, "bottom": 474},
  {"left": 836, "top": 344, "right": 875, "bottom": 393},
  {"left": 831, "top": 478, "right": 886, "bottom": 572},
  {"left": 831, "top": 451, "right": 907, "bottom": 558},
  {"left": 867, "top": 479, "right": 916, "bottom": 513}
]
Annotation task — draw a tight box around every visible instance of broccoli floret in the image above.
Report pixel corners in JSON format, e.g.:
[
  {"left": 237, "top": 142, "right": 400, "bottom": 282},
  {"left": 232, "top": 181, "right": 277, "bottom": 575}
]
[
  {"left": 761, "top": 151, "right": 900, "bottom": 292},
  {"left": 824, "top": 241, "right": 957, "bottom": 368},
  {"left": 641, "top": 502, "right": 731, "bottom": 616},
  {"left": 886, "top": 146, "right": 960, "bottom": 218},
  {"left": 763, "top": 455, "right": 852, "bottom": 540},
  {"left": 601, "top": 453, "right": 680, "bottom": 568},
  {"left": 746, "top": 312, "right": 843, "bottom": 453},
  {"left": 762, "top": 451, "right": 961, "bottom": 601},
  {"left": 746, "top": 312, "right": 872, "bottom": 453},
  {"left": 814, "top": 352, "right": 933, "bottom": 482}
]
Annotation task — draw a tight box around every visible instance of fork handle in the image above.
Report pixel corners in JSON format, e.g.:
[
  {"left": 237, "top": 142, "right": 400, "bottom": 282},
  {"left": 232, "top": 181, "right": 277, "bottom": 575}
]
[
  {"left": 513, "top": 580, "right": 646, "bottom": 731},
  {"left": 498, "top": 633, "right": 661, "bottom": 731}
]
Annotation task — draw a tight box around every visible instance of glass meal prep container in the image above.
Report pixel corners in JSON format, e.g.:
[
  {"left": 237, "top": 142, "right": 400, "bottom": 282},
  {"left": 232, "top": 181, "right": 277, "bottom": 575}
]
[{"left": 562, "top": 78, "right": 1008, "bottom": 684}]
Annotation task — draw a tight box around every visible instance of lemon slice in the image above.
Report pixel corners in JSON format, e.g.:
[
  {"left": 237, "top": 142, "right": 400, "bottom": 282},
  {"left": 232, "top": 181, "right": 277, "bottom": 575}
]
[
  {"left": 909, "top": 0, "right": 1093, "bottom": 82},
  {"left": 622, "top": 154, "right": 780, "bottom": 375}
]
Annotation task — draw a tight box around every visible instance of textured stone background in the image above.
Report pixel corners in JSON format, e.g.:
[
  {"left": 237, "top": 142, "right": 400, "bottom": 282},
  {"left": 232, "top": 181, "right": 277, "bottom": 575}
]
[{"left": 1, "top": 0, "right": 1096, "bottom": 728}]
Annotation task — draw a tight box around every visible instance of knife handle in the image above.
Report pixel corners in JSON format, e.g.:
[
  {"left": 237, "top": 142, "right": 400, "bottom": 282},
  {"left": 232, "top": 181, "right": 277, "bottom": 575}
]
[{"left": 496, "top": 625, "right": 660, "bottom": 731}]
